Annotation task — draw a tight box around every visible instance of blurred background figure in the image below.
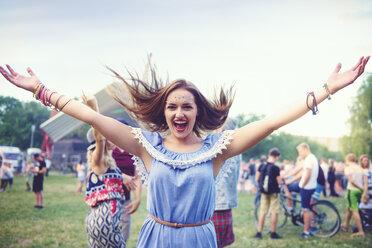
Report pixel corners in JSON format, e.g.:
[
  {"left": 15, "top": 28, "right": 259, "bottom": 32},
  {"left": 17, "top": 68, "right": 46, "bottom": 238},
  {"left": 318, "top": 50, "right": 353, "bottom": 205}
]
[
  {"left": 212, "top": 118, "right": 241, "bottom": 248},
  {"left": 32, "top": 153, "right": 47, "bottom": 209},
  {"left": 24, "top": 158, "right": 35, "bottom": 191},
  {"left": 0, "top": 162, "right": 13, "bottom": 192},
  {"left": 341, "top": 153, "right": 367, "bottom": 237},
  {"left": 327, "top": 159, "right": 339, "bottom": 197},
  {"left": 76, "top": 160, "right": 86, "bottom": 194},
  {"left": 320, "top": 158, "right": 329, "bottom": 197},
  {"left": 248, "top": 158, "right": 257, "bottom": 194},
  {"left": 113, "top": 118, "right": 142, "bottom": 243},
  {"left": 238, "top": 161, "right": 249, "bottom": 193}
]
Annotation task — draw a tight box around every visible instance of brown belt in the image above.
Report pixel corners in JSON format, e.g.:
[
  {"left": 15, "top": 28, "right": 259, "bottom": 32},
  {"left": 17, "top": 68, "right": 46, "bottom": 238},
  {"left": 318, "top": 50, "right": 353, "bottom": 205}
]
[{"left": 150, "top": 214, "right": 211, "bottom": 228}]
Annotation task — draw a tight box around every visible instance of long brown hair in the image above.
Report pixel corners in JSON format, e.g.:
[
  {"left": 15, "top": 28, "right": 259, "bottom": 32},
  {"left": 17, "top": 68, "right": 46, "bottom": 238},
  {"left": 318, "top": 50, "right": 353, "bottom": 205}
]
[
  {"left": 106, "top": 66, "right": 234, "bottom": 137},
  {"left": 359, "top": 154, "right": 370, "bottom": 169}
]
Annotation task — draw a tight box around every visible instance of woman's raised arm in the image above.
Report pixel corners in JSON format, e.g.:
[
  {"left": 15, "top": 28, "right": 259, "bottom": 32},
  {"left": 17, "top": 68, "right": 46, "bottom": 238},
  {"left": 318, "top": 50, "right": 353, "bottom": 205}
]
[
  {"left": 0, "top": 65, "right": 145, "bottom": 158},
  {"left": 219, "top": 56, "right": 370, "bottom": 161}
]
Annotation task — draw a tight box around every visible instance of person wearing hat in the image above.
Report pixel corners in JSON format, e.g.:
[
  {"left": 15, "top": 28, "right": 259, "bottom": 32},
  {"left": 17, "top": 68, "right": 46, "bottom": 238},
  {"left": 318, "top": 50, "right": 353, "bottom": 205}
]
[{"left": 83, "top": 95, "right": 126, "bottom": 248}]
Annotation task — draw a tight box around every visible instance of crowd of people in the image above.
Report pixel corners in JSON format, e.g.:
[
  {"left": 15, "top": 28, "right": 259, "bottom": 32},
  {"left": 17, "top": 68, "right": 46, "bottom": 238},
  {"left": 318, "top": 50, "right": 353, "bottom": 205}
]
[
  {"left": 0, "top": 55, "right": 369, "bottom": 247},
  {"left": 243, "top": 145, "right": 372, "bottom": 240}
]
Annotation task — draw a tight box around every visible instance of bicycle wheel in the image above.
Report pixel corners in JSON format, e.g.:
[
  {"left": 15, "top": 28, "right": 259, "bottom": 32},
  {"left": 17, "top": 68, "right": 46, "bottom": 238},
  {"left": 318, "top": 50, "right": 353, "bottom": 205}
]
[
  {"left": 254, "top": 199, "right": 287, "bottom": 233},
  {"left": 309, "top": 200, "right": 341, "bottom": 238}
]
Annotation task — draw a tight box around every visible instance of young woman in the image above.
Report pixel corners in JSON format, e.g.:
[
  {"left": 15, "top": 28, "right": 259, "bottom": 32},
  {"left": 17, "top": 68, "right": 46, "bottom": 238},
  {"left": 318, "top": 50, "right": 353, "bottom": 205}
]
[
  {"left": 76, "top": 160, "right": 86, "bottom": 194},
  {"left": 82, "top": 95, "right": 126, "bottom": 248},
  {"left": 341, "top": 153, "right": 368, "bottom": 237},
  {"left": 0, "top": 56, "right": 369, "bottom": 247}
]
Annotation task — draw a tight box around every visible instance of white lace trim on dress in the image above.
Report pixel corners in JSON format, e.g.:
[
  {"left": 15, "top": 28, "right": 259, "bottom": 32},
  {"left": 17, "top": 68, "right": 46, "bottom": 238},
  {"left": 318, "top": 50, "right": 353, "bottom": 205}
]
[{"left": 131, "top": 128, "right": 234, "bottom": 185}]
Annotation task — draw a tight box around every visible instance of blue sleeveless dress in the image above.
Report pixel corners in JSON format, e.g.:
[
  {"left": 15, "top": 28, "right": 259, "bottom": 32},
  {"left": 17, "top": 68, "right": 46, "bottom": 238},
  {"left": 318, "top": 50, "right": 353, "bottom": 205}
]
[{"left": 131, "top": 128, "right": 234, "bottom": 248}]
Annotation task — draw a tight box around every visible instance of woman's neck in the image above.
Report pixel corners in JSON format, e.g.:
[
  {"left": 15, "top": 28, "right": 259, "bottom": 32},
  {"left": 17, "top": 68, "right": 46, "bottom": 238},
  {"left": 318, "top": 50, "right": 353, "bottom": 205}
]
[{"left": 164, "top": 133, "right": 203, "bottom": 153}]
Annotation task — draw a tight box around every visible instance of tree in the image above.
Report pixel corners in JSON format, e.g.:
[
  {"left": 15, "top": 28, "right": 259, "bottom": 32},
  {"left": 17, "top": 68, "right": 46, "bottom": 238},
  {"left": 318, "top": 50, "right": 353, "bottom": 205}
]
[
  {"left": 0, "top": 96, "right": 51, "bottom": 150},
  {"left": 341, "top": 73, "right": 372, "bottom": 158}
]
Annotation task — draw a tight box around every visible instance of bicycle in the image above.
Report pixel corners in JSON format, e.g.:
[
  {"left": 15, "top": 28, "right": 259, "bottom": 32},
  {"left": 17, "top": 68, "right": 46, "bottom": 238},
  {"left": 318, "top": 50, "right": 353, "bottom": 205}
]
[{"left": 254, "top": 187, "right": 341, "bottom": 238}]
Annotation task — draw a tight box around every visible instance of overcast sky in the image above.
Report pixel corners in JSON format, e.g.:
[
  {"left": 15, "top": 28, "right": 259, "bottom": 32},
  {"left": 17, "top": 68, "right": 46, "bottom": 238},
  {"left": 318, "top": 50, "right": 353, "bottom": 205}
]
[{"left": 0, "top": 0, "right": 371, "bottom": 138}]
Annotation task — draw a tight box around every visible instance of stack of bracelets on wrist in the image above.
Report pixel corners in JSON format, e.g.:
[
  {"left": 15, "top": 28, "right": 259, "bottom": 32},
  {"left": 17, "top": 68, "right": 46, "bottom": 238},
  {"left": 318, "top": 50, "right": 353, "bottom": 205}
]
[
  {"left": 33, "top": 82, "right": 72, "bottom": 111},
  {"left": 323, "top": 83, "right": 332, "bottom": 100},
  {"left": 306, "top": 92, "right": 318, "bottom": 115}
]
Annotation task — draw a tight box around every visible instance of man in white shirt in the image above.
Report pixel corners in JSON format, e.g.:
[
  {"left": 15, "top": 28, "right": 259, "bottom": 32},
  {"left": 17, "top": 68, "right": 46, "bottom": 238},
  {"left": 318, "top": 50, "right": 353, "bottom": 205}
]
[{"left": 297, "top": 143, "right": 318, "bottom": 238}]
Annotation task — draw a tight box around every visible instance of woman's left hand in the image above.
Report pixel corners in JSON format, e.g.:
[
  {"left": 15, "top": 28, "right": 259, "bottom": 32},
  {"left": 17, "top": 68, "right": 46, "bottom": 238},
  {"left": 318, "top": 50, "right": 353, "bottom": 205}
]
[{"left": 326, "top": 56, "right": 370, "bottom": 94}]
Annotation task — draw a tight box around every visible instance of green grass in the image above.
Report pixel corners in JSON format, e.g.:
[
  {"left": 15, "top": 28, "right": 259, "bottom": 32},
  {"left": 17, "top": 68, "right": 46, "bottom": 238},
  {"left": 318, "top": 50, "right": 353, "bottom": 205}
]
[{"left": 0, "top": 174, "right": 371, "bottom": 247}]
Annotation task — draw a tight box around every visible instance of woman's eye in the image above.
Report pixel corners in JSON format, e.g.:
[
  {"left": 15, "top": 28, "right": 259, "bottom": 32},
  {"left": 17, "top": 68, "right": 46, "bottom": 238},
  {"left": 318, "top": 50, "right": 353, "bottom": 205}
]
[{"left": 167, "top": 105, "right": 176, "bottom": 109}]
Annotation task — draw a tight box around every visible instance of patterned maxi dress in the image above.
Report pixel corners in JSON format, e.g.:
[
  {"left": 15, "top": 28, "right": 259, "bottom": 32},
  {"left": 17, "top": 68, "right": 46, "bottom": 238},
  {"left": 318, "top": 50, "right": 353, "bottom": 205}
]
[
  {"left": 131, "top": 128, "right": 234, "bottom": 248},
  {"left": 85, "top": 167, "right": 126, "bottom": 248}
]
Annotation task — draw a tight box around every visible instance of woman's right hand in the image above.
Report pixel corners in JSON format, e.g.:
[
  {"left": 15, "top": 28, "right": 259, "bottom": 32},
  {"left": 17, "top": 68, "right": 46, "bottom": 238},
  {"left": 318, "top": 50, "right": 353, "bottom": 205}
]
[
  {"left": 0, "top": 65, "right": 41, "bottom": 92},
  {"left": 122, "top": 173, "right": 138, "bottom": 191}
]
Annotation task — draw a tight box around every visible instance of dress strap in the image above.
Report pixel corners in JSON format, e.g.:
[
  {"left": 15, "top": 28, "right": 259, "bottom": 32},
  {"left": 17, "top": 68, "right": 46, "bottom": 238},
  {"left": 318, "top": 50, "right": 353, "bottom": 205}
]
[{"left": 149, "top": 214, "right": 211, "bottom": 228}]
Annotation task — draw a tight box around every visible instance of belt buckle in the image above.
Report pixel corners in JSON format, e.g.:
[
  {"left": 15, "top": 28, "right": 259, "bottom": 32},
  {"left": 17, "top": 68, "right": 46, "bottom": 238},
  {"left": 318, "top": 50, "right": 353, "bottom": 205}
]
[{"left": 174, "top": 223, "right": 183, "bottom": 228}]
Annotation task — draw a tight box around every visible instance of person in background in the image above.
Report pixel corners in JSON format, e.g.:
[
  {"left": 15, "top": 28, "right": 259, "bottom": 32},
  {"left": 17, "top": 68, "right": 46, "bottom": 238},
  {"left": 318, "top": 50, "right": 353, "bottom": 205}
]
[
  {"left": 282, "top": 156, "right": 304, "bottom": 212},
  {"left": 320, "top": 158, "right": 329, "bottom": 197},
  {"left": 112, "top": 118, "right": 142, "bottom": 243},
  {"left": 248, "top": 158, "right": 256, "bottom": 194},
  {"left": 83, "top": 95, "right": 126, "bottom": 247},
  {"left": 45, "top": 157, "right": 51, "bottom": 177},
  {"left": 341, "top": 153, "right": 368, "bottom": 237},
  {"left": 0, "top": 162, "right": 12, "bottom": 192},
  {"left": 238, "top": 161, "right": 249, "bottom": 192},
  {"left": 297, "top": 143, "right": 318, "bottom": 238},
  {"left": 327, "top": 159, "right": 339, "bottom": 197},
  {"left": 358, "top": 154, "right": 372, "bottom": 229},
  {"left": 211, "top": 118, "right": 241, "bottom": 247},
  {"left": 76, "top": 160, "right": 86, "bottom": 194},
  {"left": 253, "top": 156, "right": 268, "bottom": 205},
  {"left": 24, "top": 158, "right": 35, "bottom": 191},
  {"left": 254, "top": 148, "right": 282, "bottom": 240},
  {"left": 335, "top": 161, "right": 346, "bottom": 194},
  {"left": 32, "top": 153, "right": 47, "bottom": 209}
]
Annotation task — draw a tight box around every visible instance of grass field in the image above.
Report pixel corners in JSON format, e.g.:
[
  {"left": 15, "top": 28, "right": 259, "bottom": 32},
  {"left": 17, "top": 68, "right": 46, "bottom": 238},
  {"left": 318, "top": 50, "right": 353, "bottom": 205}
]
[{"left": 0, "top": 174, "right": 371, "bottom": 248}]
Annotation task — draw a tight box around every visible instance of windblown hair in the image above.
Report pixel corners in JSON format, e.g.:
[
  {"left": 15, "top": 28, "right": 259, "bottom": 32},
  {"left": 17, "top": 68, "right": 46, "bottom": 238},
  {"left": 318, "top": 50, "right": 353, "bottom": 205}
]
[{"left": 106, "top": 66, "right": 235, "bottom": 137}]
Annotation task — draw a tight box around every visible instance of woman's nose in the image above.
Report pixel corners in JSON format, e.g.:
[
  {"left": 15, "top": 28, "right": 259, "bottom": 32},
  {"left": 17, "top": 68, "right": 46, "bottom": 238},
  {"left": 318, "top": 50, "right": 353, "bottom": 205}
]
[{"left": 175, "top": 108, "right": 184, "bottom": 117}]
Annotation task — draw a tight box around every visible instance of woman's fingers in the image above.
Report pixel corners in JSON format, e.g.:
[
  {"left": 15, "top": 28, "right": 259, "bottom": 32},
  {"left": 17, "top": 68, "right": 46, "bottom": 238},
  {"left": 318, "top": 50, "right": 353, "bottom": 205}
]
[
  {"left": 351, "top": 57, "right": 364, "bottom": 71},
  {"left": 6, "top": 65, "right": 18, "bottom": 76},
  {"left": 333, "top": 62, "right": 342, "bottom": 74},
  {"left": 27, "top": 67, "right": 35, "bottom": 76},
  {"left": 360, "top": 56, "right": 370, "bottom": 75},
  {"left": 0, "top": 66, "right": 14, "bottom": 82}
]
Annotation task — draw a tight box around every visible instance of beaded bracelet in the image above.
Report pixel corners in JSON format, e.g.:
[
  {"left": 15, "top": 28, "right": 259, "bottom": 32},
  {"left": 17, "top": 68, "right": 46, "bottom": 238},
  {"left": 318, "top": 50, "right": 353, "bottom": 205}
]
[
  {"left": 41, "top": 87, "right": 48, "bottom": 106},
  {"left": 33, "top": 83, "right": 41, "bottom": 96},
  {"left": 323, "top": 83, "right": 332, "bottom": 100}
]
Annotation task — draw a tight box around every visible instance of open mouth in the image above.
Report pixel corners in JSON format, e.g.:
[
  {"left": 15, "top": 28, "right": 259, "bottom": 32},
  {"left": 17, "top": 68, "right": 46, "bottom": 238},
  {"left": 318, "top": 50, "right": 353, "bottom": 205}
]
[{"left": 173, "top": 120, "right": 188, "bottom": 132}]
